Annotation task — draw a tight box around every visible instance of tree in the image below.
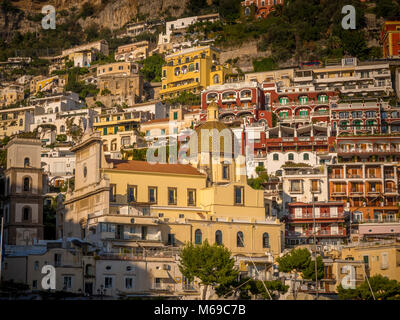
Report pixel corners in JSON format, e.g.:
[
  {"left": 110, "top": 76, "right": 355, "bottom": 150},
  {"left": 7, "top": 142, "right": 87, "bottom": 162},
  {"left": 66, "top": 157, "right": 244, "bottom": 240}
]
[
  {"left": 276, "top": 248, "right": 324, "bottom": 281},
  {"left": 179, "top": 240, "right": 238, "bottom": 300},
  {"left": 139, "top": 54, "right": 164, "bottom": 83},
  {"left": 216, "top": 277, "right": 288, "bottom": 300},
  {"left": 338, "top": 275, "right": 400, "bottom": 300}
]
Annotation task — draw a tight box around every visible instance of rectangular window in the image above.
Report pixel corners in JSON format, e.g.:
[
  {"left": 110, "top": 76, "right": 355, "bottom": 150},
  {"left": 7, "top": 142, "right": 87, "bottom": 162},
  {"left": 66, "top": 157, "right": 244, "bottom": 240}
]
[
  {"left": 104, "top": 276, "right": 113, "bottom": 289},
  {"left": 63, "top": 276, "right": 72, "bottom": 289},
  {"left": 381, "top": 252, "right": 389, "bottom": 270},
  {"left": 168, "top": 187, "right": 177, "bottom": 205},
  {"left": 168, "top": 233, "right": 175, "bottom": 246},
  {"left": 234, "top": 186, "right": 244, "bottom": 205},
  {"left": 32, "top": 280, "right": 38, "bottom": 289},
  {"left": 290, "top": 180, "right": 302, "bottom": 193},
  {"left": 100, "top": 223, "right": 115, "bottom": 233},
  {"left": 110, "top": 184, "right": 117, "bottom": 202},
  {"left": 173, "top": 112, "right": 178, "bottom": 120},
  {"left": 127, "top": 185, "right": 137, "bottom": 202},
  {"left": 311, "top": 180, "right": 319, "bottom": 192},
  {"left": 54, "top": 253, "right": 61, "bottom": 267},
  {"left": 187, "top": 189, "right": 196, "bottom": 206},
  {"left": 148, "top": 187, "right": 157, "bottom": 204},
  {"left": 363, "top": 255, "right": 369, "bottom": 267},
  {"left": 295, "top": 207, "right": 302, "bottom": 218},
  {"left": 125, "top": 277, "right": 134, "bottom": 289},
  {"left": 222, "top": 165, "right": 229, "bottom": 180}
]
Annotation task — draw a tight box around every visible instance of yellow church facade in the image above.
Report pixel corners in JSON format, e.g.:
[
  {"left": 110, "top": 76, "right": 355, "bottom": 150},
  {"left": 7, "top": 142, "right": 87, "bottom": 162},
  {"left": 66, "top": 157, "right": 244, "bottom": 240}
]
[{"left": 60, "top": 102, "right": 284, "bottom": 263}]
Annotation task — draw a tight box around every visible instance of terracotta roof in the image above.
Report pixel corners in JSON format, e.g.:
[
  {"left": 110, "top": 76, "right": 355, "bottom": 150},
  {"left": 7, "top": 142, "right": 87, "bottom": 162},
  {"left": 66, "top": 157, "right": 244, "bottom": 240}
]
[{"left": 109, "top": 159, "right": 205, "bottom": 176}]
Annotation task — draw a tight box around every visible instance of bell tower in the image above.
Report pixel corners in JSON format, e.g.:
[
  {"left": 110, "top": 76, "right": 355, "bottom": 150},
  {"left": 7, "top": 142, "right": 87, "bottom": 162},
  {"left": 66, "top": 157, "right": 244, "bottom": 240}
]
[{"left": 4, "top": 137, "right": 44, "bottom": 245}]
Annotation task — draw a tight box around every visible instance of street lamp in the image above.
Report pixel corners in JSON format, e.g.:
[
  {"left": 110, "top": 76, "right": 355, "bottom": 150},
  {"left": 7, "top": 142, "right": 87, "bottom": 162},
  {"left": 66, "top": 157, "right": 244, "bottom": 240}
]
[{"left": 97, "top": 284, "right": 105, "bottom": 300}]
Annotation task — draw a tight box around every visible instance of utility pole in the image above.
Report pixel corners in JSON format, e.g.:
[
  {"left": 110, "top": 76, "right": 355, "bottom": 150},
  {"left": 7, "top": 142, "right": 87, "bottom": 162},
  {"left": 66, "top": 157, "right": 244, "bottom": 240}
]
[
  {"left": 312, "top": 191, "right": 318, "bottom": 300},
  {"left": 0, "top": 215, "right": 4, "bottom": 284}
]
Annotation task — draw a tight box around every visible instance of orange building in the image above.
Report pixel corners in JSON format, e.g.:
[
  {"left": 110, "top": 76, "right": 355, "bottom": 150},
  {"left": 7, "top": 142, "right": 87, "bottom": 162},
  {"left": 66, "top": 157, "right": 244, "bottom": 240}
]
[
  {"left": 241, "top": 0, "right": 284, "bottom": 19},
  {"left": 381, "top": 21, "right": 400, "bottom": 59}
]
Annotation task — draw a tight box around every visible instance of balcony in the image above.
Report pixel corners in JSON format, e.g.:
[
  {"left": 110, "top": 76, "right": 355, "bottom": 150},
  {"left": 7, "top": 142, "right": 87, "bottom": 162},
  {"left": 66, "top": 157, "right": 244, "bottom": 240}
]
[
  {"left": 337, "top": 148, "right": 400, "bottom": 155},
  {"left": 347, "top": 174, "right": 362, "bottom": 179},
  {"left": 332, "top": 191, "right": 346, "bottom": 196},
  {"left": 367, "top": 189, "right": 382, "bottom": 195},
  {"left": 290, "top": 213, "right": 346, "bottom": 220},
  {"left": 350, "top": 189, "right": 363, "bottom": 195}
]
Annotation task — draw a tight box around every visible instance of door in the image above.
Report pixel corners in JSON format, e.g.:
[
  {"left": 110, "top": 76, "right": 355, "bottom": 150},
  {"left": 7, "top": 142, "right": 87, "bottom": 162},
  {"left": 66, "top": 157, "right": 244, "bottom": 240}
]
[
  {"left": 141, "top": 226, "right": 148, "bottom": 240},
  {"left": 85, "top": 282, "right": 93, "bottom": 295},
  {"left": 116, "top": 225, "right": 123, "bottom": 240}
]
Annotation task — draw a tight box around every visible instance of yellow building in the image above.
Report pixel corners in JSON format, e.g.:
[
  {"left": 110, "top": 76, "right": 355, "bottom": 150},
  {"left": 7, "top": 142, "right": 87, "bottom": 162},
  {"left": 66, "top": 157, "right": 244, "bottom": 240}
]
[
  {"left": 160, "top": 46, "right": 232, "bottom": 99},
  {"left": 97, "top": 62, "right": 139, "bottom": 77},
  {"left": 0, "top": 106, "right": 34, "bottom": 138},
  {"left": 60, "top": 102, "right": 284, "bottom": 282},
  {"left": 93, "top": 109, "right": 149, "bottom": 152},
  {"left": 139, "top": 106, "right": 200, "bottom": 144},
  {"left": 340, "top": 240, "right": 400, "bottom": 282},
  {"left": 33, "top": 75, "right": 68, "bottom": 94},
  {"left": 0, "top": 84, "right": 24, "bottom": 107}
]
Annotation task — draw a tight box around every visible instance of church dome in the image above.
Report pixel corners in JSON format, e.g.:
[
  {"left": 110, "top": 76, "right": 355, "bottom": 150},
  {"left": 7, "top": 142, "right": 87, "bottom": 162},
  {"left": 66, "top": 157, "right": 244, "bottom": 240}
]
[{"left": 191, "top": 101, "right": 236, "bottom": 154}]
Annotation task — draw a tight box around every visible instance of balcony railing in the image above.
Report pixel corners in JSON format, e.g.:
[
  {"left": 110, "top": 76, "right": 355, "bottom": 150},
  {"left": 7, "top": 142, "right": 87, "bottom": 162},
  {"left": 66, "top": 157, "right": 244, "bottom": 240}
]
[
  {"left": 357, "top": 217, "right": 400, "bottom": 224},
  {"left": 290, "top": 213, "right": 346, "bottom": 219}
]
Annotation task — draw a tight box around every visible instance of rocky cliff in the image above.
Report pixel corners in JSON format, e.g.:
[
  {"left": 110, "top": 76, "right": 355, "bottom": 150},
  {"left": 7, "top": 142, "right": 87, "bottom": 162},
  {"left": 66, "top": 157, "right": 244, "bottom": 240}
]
[{"left": 1, "top": 0, "right": 188, "bottom": 35}]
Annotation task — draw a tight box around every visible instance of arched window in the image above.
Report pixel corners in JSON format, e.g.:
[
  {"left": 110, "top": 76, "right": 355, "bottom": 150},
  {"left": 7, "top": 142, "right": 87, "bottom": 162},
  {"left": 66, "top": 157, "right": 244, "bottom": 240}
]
[
  {"left": 24, "top": 157, "right": 30, "bottom": 167},
  {"left": 303, "top": 153, "right": 309, "bottom": 161},
  {"left": 174, "top": 67, "right": 180, "bottom": 76},
  {"left": 288, "top": 153, "right": 294, "bottom": 161},
  {"left": 19, "top": 119, "right": 23, "bottom": 126},
  {"left": 213, "top": 74, "right": 219, "bottom": 84},
  {"left": 23, "top": 206, "right": 31, "bottom": 221},
  {"left": 195, "top": 229, "right": 202, "bottom": 244},
  {"left": 215, "top": 230, "right": 222, "bottom": 245},
  {"left": 60, "top": 125, "right": 65, "bottom": 133},
  {"left": 23, "top": 177, "right": 31, "bottom": 192},
  {"left": 263, "top": 233, "right": 270, "bottom": 248},
  {"left": 245, "top": 7, "right": 251, "bottom": 16},
  {"left": 237, "top": 231, "right": 244, "bottom": 247},
  {"left": 273, "top": 154, "right": 279, "bottom": 161}
]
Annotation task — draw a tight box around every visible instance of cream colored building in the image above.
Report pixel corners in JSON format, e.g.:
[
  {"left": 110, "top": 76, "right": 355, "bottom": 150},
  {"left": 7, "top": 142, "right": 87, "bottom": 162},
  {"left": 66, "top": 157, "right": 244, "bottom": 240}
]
[
  {"left": 58, "top": 102, "right": 284, "bottom": 285},
  {"left": 0, "top": 84, "right": 24, "bottom": 107},
  {"left": 0, "top": 106, "right": 35, "bottom": 138},
  {"left": 115, "top": 41, "right": 149, "bottom": 62},
  {"left": 245, "top": 68, "right": 295, "bottom": 87},
  {"left": 340, "top": 240, "right": 400, "bottom": 282}
]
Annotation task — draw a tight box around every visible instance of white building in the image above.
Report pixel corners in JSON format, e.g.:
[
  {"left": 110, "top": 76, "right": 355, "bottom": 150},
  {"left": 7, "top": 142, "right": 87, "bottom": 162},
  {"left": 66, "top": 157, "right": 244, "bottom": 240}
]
[
  {"left": 281, "top": 166, "right": 329, "bottom": 215},
  {"left": 158, "top": 14, "right": 220, "bottom": 48},
  {"left": 41, "top": 147, "right": 76, "bottom": 187},
  {"left": 294, "top": 57, "right": 393, "bottom": 97},
  {"left": 30, "top": 92, "right": 94, "bottom": 139}
]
